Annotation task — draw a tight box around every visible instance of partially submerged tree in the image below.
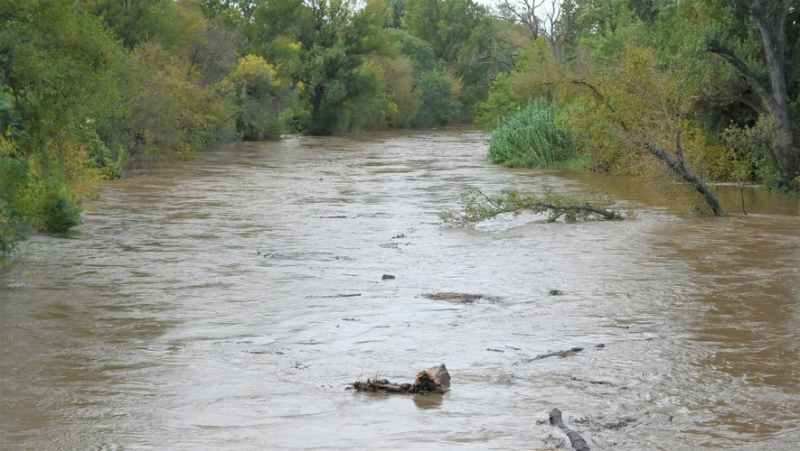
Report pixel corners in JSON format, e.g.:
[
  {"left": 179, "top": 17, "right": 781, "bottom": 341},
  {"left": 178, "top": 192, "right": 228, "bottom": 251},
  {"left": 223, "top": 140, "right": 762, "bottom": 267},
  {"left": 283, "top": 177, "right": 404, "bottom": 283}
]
[
  {"left": 440, "top": 187, "right": 624, "bottom": 227},
  {"left": 404, "top": 0, "right": 498, "bottom": 119},
  {"left": 513, "top": 45, "right": 725, "bottom": 215}
]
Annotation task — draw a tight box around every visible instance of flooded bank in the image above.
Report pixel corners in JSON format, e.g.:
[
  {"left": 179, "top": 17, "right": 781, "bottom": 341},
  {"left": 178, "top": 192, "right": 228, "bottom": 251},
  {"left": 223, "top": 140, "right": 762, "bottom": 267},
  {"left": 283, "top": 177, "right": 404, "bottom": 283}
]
[{"left": 2, "top": 130, "right": 799, "bottom": 449}]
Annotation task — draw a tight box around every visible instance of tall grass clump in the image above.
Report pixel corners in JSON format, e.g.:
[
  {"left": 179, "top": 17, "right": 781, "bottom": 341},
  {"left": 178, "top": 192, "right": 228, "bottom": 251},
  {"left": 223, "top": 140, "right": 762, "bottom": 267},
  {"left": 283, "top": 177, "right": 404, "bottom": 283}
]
[{"left": 488, "top": 100, "right": 576, "bottom": 168}]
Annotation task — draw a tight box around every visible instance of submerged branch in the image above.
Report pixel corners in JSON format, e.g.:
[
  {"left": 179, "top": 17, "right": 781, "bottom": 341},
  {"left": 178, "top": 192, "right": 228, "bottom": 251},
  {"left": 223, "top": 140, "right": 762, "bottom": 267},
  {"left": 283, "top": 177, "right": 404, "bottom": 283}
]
[
  {"left": 440, "top": 188, "right": 626, "bottom": 227},
  {"left": 549, "top": 409, "right": 591, "bottom": 451},
  {"left": 479, "top": 202, "right": 620, "bottom": 221}
]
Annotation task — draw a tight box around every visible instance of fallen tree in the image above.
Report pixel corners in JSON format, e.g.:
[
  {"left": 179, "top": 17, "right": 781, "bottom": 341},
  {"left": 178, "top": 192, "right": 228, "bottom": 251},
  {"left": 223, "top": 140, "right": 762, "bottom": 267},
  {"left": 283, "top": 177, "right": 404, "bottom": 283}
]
[{"left": 440, "top": 187, "right": 625, "bottom": 227}]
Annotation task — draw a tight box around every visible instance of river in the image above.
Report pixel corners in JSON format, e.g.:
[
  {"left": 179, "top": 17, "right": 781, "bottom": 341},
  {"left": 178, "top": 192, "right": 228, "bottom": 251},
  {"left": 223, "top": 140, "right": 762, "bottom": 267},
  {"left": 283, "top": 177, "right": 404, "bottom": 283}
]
[{"left": 2, "top": 129, "right": 799, "bottom": 450}]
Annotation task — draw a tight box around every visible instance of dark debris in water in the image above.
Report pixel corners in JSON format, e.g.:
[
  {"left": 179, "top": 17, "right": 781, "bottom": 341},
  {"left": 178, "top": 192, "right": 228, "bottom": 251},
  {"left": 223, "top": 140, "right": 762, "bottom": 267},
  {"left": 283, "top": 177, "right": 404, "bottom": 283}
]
[
  {"left": 422, "top": 292, "right": 500, "bottom": 304},
  {"left": 515, "top": 347, "right": 586, "bottom": 365},
  {"left": 305, "top": 293, "right": 362, "bottom": 299},
  {"left": 351, "top": 365, "right": 450, "bottom": 395},
  {"left": 570, "top": 376, "right": 616, "bottom": 387},
  {"left": 573, "top": 415, "right": 637, "bottom": 430}
]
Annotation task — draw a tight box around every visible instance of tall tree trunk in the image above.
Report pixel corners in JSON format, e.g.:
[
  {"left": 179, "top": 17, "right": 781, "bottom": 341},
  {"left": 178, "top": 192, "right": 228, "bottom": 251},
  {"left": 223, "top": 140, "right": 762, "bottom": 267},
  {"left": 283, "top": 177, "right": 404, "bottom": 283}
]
[
  {"left": 309, "top": 84, "right": 326, "bottom": 135},
  {"left": 709, "top": 0, "right": 798, "bottom": 186}
]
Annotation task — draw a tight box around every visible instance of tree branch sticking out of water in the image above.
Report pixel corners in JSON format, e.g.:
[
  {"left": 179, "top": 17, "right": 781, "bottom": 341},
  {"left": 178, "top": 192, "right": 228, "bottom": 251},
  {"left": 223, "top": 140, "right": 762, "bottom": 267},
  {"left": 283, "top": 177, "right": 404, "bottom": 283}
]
[{"left": 439, "top": 188, "right": 626, "bottom": 227}]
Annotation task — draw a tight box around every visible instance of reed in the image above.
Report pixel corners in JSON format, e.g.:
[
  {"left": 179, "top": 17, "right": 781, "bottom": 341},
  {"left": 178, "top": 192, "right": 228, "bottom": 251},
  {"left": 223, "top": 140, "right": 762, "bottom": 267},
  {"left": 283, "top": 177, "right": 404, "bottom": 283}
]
[{"left": 488, "top": 101, "right": 575, "bottom": 168}]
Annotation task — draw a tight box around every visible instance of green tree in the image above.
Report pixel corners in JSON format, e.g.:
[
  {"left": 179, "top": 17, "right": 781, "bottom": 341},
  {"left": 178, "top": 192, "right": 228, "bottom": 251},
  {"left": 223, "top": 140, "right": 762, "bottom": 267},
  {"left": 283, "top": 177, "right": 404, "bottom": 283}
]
[
  {"left": 248, "top": 0, "right": 393, "bottom": 135},
  {"left": 90, "top": 0, "right": 209, "bottom": 51},
  {"left": 0, "top": 0, "right": 127, "bottom": 245},
  {"left": 414, "top": 71, "right": 460, "bottom": 127},
  {"left": 341, "top": 59, "right": 398, "bottom": 131},
  {"left": 99, "top": 43, "right": 236, "bottom": 167},
  {"left": 200, "top": 0, "right": 263, "bottom": 23},
  {"left": 377, "top": 55, "right": 422, "bottom": 127},
  {"left": 404, "top": 0, "right": 488, "bottom": 63},
  {"left": 220, "top": 54, "right": 288, "bottom": 140},
  {"left": 404, "top": 0, "right": 497, "bottom": 118},
  {"left": 702, "top": 0, "right": 799, "bottom": 188},
  {"left": 387, "top": 30, "right": 460, "bottom": 126}
]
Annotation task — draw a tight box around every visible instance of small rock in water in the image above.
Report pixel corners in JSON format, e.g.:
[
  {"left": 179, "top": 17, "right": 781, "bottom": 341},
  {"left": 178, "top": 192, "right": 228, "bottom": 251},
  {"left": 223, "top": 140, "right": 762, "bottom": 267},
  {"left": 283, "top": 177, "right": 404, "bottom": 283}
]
[
  {"left": 548, "top": 289, "right": 566, "bottom": 296},
  {"left": 382, "top": 274, "right": 395, "bottom": 280}
]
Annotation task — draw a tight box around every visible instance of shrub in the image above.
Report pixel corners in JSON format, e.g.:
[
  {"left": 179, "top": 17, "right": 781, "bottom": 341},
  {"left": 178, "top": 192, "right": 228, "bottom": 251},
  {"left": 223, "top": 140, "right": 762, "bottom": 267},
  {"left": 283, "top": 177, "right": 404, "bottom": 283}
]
[
  {"left": 488, "top": 101, "right": 576, "bottom": 167},
  {"left": 41, "top": 194, "right": 81, "bottom": 233}
]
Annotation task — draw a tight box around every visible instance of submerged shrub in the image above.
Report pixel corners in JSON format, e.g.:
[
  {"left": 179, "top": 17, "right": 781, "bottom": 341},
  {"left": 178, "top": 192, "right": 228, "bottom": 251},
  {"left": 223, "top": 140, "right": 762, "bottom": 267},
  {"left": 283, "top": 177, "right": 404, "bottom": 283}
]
[
  {"left": 488, "top": 101, "right": 576, "bottom": 168},
  {"left": 41, "top": 194, "right": 81, "bottom": 233}
]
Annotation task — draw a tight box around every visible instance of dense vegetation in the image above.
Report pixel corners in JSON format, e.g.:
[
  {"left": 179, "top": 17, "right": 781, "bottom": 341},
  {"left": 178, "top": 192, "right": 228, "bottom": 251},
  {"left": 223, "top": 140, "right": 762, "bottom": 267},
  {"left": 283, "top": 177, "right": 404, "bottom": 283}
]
[
  {"left": 479, "top": 0, "right": 799, "bottom": 215},
  {"left": 487, "top": 101, "right": 576, "bottom": 167},
  {"left": 1, "top": 0, "right": 798, "bottom": 260}
]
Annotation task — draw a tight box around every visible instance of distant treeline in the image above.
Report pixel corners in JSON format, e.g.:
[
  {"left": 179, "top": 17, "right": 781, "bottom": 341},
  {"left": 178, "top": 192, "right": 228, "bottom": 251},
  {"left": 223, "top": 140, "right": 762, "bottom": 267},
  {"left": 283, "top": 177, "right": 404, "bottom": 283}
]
[
  {"left": 1, "top": 0, "right": 798, "bottom": 259},
  {"left": 0, "top": 0, "right": 499, "bottom": 258}
]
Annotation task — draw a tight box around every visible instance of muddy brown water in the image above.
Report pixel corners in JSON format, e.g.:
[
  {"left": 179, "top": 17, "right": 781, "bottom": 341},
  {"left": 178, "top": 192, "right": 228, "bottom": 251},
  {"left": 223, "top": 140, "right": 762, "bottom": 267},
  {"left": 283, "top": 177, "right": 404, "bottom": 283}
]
[{"left": 1, "top": 129, "right": 799, "bottom": 450}]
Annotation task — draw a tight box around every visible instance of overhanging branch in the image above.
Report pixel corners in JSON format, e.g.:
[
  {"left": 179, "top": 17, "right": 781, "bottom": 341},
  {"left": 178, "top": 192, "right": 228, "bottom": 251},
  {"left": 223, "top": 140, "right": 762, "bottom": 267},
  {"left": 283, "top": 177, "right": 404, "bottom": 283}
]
[
  {"left": 692, "top": 94, "right": 765, "bottom": 115},
  {"left": 707, "top": 45, "right": 779, "bottom": 115}
]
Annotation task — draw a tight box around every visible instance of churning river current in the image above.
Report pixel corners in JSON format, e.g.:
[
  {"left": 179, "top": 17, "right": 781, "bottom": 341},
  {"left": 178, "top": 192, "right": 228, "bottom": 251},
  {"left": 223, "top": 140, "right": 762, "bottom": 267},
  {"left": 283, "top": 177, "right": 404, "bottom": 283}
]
[{"left": 2, "top": 129, "right": 799, "bottom": 450}]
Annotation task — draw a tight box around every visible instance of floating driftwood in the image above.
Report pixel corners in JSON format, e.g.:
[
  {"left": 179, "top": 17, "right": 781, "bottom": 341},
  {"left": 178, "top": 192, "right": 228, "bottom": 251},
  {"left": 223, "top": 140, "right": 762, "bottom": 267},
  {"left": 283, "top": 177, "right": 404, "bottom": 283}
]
[
  {"left": 516, "top": 347, "right": 584, "bottom": 365},
  {"left": 352, "top": 364, "right": 450, "bottom": 394},
  {"left": 533, "top": 347, "right": 584, "bottom": 360},
  {"left": 422, "top": 292, "right": 499, "bottom": 304},
  {"left": 549, "top": 408, "right": 591, "bottom": 451},
  {"left": 305, "top": 293, "right": 361, "bottom": 299}
]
